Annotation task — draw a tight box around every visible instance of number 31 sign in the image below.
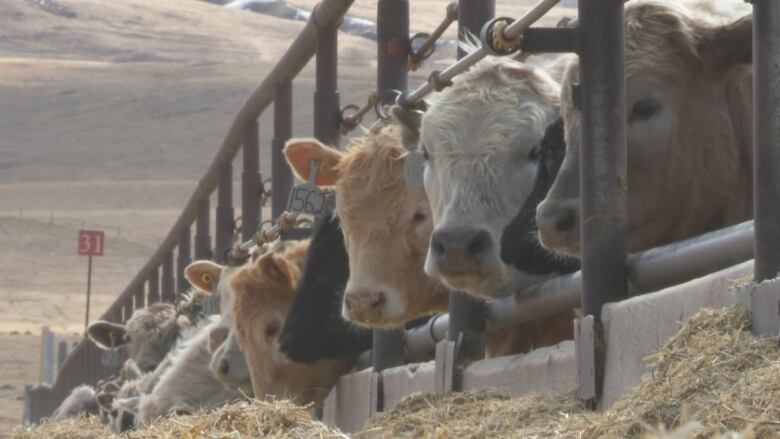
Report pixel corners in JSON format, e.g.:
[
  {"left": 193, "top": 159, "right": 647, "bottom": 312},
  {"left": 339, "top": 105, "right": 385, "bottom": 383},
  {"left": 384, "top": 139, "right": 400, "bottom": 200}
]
[{"left": 78, "top": 230, "right": 105, "bottom": 256}]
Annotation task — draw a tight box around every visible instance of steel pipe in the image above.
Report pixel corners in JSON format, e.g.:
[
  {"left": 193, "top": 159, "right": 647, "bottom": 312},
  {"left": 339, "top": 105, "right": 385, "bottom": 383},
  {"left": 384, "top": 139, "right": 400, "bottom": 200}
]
[
  {"left": 195, "top": 198, "right": 212, "bottom": 261},
  {"left": 176, "top": 225, "right": 191, "bottom": 294},
  {"left": 315, "top": 27, "right": 340, "bottom": 146},
  {"left": 161, "top": 251, "right": 176, "bottom": 303},
  {"left": 753, "top": 1, "right": 780, "bottom": 282},
  {"left": 148, "top": 266, "right": 160, "bottom": 304},
  {"left": 272, "top": 83, "right": 294, "bottom": 221},
  {"left": 215, "top": 163, "right": 235, "bottom": 263},
  {"left": 242, "top": 119, "right": 261, "bottom": 242},
  {"left": 405, "top": 314, "right": 449, "bottom": 358},
  {"left": 577, "top": 0, "right": 628, "bottom": 319},
  {"left": 400, "top": 0, "right": 560, "bottom": 106}
]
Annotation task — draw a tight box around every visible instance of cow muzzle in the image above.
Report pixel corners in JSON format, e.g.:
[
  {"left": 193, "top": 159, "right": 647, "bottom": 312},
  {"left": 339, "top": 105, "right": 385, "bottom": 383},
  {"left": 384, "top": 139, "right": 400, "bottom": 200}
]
[
  {"left": 535, "top": 199, "right": 580, "bottom": 255},
  {"left": 342, "top": 290, "right": 388, "bottom": 324},
  {"left": 428, "top": 226, "right": 494, "bottom": 275}
]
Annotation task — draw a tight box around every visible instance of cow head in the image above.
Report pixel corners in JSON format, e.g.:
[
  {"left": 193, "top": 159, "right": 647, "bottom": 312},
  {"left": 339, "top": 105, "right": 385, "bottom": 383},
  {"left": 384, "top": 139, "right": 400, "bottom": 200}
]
[
  {"left": 284, "top": 126, "right": 448, "bottom": 328},
  {"left": 231, "top": 241, "right": 349, "bottom": 404},
  {"left": 419, "top": 54, "right": 561, "bottom": 297},
  {"left": 537, "top": 2, "right": 753, "bottom": 256},
  {"left": 87, "top": 303, "right": 189, "bottom": 372}
]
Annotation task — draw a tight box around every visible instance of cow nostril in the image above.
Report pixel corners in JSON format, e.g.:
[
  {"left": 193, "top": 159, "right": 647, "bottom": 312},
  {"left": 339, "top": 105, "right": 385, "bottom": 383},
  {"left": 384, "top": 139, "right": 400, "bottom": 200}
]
[
  {"left": 467, "top": 231, "right": 489, "bottom": 256},
  {"left": 369, "top": 293, "right": 386, "bottom": 310},
  {"left": 218, "top": 360, "right": 229, "bottom": 376},
  {"left": 555, "top": 209, "right": 576, "bottom": 232}
]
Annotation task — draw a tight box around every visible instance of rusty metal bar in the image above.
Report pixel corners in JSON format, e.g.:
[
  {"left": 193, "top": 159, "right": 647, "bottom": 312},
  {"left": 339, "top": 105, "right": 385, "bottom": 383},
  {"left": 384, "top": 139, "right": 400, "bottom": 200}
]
[
  {"left": 195, "top": 198, "right": 211, "bottom": 261},
  {"left": 445, "top": 0, "right": 494, "bottom": 362},
  {"left": 315, "top": 28, "right": 340, "bottom": 146},
  {"left": 272, "top": 83, "right": 294, "bottom": 222},
  {"left": 753, "top": 0, "right": 780, "bottom": 282},
  {"left": 148, "top": 266, "right": 160, "bottom": 304},
  {"left": 176, "top": 225, "right": 191, "bottom": 294},
  {"left": 242, "top": 119, "right": 261, "bottom": 242},
  {"left": 372, "top": 0, "right": 410, "bottom": 374},
  {"left": 577, "top": 0, "right": 627, "bottom": 319},
  {"left": 215, "top": 163, "right": 235, "bottom": 263},
  {"left": 161, "top": 251, "right": 176, "bottom": 303}
]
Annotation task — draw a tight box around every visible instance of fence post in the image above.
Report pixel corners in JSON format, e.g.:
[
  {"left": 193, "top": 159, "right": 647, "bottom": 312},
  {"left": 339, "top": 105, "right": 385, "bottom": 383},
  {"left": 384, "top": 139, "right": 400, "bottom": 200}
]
[
  {"left": 314, "top": 25, "right": 340, "bottom": 146},
  {"left": 162, "top": 251, "right": 176, "bottom": 303},
  {"left": 148, "top": 266, "right": 160, "bottom": 304},
  {"left": 753, "top": 1, "right": 780, "bottom": 282},
  {"left": 195, "top": 198, "right": 212, "bottom": 260},
  {"left": 242, "top": 119, "right": 261, "bottom": 241},
  {"left": 272, "top": 83, "right": 294, "bottom": 222},
  {"left": 134, "top": 284, "right": 145, "bottom": 311},
  {"left": 177, "top": 226, "right": 192, "bottom": 294},
  {"left": 576, "top": 0, "right": 628, "bottom": 404},
  {"left": 216, "top": 163, "right": 235, "bottom": 263},
  {"left": 372, "top": 0, "right": 410, "bottom": 375},
  {"left": 446, "top": 0, "right": 495, "bottom": 363}
]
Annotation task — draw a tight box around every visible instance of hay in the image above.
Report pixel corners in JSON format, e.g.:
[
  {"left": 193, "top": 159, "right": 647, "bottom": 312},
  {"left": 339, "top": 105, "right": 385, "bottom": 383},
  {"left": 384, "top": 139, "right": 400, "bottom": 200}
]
[{"left": 14, "top": 306, "right": 780, "bottom": 439}]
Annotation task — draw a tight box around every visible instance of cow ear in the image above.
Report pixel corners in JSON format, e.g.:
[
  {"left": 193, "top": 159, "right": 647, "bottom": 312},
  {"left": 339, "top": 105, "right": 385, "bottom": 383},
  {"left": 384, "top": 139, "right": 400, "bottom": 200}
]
[
  {"left": 257, "top": 252, "right": 294, "bottom": 285},
  {"left": 284, "top": 139, "right": 344, "bottom": 186},
  {"left": 185, "top": 260, "right": 223, "bottom": 293},
  {"left": 390, "top": 104, "right": 425, "bottom": 151},
  {"left": 698, "top": 15, "right": 752, "bottom": 71},
  {"left": 87, "top": 321, "right": 128, "bottom": 350}
]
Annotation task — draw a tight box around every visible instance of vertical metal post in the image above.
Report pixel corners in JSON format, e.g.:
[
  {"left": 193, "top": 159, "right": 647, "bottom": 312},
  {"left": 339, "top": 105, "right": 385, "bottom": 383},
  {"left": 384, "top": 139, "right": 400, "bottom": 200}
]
[
  {"left": 216, "top": 163, "right": 235, "bottom": 263},
  {"left": 134, "top": 284, "right": 145, "bottom": 310},
  {"left": 148, "top": 266, "right": 160, "bottom": 304},
  {"left": 162, "top": 251, "right": 176, "bottom": 303},
  {"left": 84, "top": 255, "right": 92, "bottom": 335},
  {"left": 578, "top": 0, "right": 627, "bottom": 319},
  {"left": 753, "top": 1, "right": 780, "bottom": 282},
  {"left": 576, "top": 0, "right": 627, "bottom": 403},
  {"left": 195, "top": 198, "right": 212, "bottom": 260},
  {"left": 176, "top": 225, "right": 191, "bottom": 294},
  {"left": 242, "top": 119, "right": 261, "bottom": 242},
  {"left": 272, "top": 83, "right": 294, "bottom": 222},
  {"left": 373, "top": 0, "right": 410, "bottom": 374},
  {"left": 57, "top": 341, "right": 67, "bottom": 371},
  {"left": 314, "top": 25, "right": 340, "bottom": 146},
  {"left": 446, "top": 0, "right": 494, "bottom": 361}
]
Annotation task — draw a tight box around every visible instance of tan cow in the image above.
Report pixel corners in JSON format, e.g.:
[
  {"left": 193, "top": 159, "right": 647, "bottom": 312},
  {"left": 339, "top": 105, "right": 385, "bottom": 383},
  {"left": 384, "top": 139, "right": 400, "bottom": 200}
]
[
  {"left": 231, "top": 241, "right": 351, "bottom": 405},
  {"left": 537, "top": 0, "right": 753, "bottom": 256},
  {"left": 285, "top": 125, "right": 574, "bottom": 356}
]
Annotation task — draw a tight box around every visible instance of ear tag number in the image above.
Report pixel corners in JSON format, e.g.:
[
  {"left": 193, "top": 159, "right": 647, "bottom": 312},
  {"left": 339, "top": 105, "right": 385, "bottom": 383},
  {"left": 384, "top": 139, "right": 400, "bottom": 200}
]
[
  {"left": 404, "top": 150, "right": 425, "bottom": 188},
  {"left": 286, "top": 161, "right": 334, "bottom": 216}
]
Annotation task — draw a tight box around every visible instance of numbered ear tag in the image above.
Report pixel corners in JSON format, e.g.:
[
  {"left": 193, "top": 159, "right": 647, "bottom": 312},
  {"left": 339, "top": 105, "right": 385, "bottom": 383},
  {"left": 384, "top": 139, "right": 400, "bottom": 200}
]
[
  {"left": 404, "top": 150, "right": 425, "bottom": 188},
  {"left": 287, "top": 161, "right": 332, "bottom": 216}
]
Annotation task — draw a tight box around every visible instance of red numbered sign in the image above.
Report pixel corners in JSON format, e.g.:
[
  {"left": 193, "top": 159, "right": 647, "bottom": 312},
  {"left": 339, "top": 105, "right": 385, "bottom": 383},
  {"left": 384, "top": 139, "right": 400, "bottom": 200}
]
[{"left": 78, "top": 230, "right": 105, "bottom": 256}]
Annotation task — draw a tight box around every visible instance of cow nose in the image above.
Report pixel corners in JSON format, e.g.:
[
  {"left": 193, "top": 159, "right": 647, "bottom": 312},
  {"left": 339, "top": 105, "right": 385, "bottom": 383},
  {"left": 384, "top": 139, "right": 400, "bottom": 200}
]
[
  {"left": 536, "top": 200, "right": 579, "bottom": 249},
  {"left": 430, "top": 227, "right": 492, "bottom": 273},
  {"left": 343, "top": 291, "right": 386, "bottom": 321}
]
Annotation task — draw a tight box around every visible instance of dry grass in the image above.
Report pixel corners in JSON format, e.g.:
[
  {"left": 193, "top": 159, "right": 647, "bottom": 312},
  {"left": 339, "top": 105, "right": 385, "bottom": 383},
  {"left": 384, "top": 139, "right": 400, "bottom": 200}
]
[{"left": 13, "top": 306, "right": 780, "bottom": 438}]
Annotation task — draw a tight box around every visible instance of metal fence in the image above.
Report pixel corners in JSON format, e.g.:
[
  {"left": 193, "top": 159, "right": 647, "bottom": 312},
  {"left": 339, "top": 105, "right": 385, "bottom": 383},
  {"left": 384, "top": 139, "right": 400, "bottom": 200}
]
[{"left": 24, "top": 0, "right": 780, "bottom": 426}]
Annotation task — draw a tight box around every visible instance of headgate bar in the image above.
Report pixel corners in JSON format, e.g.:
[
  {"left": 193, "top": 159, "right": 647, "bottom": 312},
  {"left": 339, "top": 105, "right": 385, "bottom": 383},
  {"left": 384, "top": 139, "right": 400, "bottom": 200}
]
[
  {"left": 195, "top": 198, "right": 212, "bottom": 260},
  {"left": 272, "top": 82, "right": 294, "bottom": 221},
  {"left": 176, "top": 225, "right": 191, "bottom": 294},
  {"left": 216, "top": 163, "right": 235, "bottom": 263},
  {"left": 242, "top": 119, "right": 261, "bottom": 242},
  {"left": 314, "top": 26, "right": 340, "bottom": 146},
  {"left": 148, "top": 266, "right": 160, "bottom": 304},
  {"left": 162, "top": 251, "right": 175, "bottom": 303},
  {"left": 753, "top": 0, "right": 780, "bottom": 282},
  {"left": 372, "top": 0, "right": 410, "bottom": 373}
]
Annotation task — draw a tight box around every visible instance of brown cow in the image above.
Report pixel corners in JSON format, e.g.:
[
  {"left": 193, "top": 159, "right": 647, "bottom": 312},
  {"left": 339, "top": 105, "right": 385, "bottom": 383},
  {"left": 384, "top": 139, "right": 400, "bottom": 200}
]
[{"left": 231, "top": 241, "right": 351, "bottom": 404}]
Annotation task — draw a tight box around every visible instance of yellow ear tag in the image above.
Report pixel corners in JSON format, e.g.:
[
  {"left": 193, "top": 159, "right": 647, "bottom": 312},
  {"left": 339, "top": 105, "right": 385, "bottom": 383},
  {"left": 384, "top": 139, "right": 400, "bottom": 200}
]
[{"left": 201, "top": 273, "right": 213, "bottom": 285}]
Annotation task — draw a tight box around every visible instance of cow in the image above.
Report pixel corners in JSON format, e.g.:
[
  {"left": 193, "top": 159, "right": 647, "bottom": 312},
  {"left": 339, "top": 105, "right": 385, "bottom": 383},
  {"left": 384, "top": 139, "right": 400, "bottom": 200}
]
[
  {"left": 50, "top": 385, "right": 99, "bottom": 422},
  {"left": 536, "top": 0, "right": 752, "bottom": 256},
  {"left": 416, "top": 51, "right": 571, "bottom": 299},
  {"left": 87, "top": 303, "right": 191, "bottom": 373},
  {"left": 284, "top": 116, "right": 577, "bottom": 356},
  {"left": 231, "top": 240, "right": 352, "bottom": 404},
  {"left": 277, "top": 212, "right": 372, "bottom": 364}
]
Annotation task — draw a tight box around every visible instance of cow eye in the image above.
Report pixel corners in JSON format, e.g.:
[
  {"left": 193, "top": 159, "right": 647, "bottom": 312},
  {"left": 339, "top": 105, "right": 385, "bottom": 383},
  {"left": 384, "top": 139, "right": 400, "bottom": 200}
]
[
  {"left": 413, "top": 211, "right": 426, "bottom": 223},
  {"left": 629, "top": 98, "right": 662, "bottom": 123},
  {"left": 265, "top": 321, "right": 280, "bottom": 339},
  {"left": 528, "top": 146, "right": 540, "bottom": 161}
]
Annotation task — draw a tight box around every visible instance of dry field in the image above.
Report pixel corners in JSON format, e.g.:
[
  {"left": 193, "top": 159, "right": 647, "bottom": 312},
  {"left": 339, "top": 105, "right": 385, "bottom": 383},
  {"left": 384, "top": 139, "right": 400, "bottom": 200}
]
[{"left": 0, "top": 0, "right": 575, "bottom": 433}]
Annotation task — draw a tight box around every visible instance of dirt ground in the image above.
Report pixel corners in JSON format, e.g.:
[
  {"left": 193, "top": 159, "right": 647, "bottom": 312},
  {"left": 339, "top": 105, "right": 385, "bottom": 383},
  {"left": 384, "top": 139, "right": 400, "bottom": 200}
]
[{"left": 0, "top": 0, "right": 576, "bottom": 433}]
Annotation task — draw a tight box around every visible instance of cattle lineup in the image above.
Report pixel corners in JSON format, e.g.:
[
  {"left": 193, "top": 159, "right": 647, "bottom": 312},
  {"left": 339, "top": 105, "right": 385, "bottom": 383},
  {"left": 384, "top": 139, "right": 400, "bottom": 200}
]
[{"left": 17, "top": 0, "right": 780, "bottom": 437}]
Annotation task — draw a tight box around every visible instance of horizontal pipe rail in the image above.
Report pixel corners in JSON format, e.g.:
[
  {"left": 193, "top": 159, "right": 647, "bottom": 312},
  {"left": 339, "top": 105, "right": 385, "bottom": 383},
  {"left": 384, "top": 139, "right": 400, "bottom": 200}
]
[{"left": 406, "top": 221, "right": 757, "bottom": 357}]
